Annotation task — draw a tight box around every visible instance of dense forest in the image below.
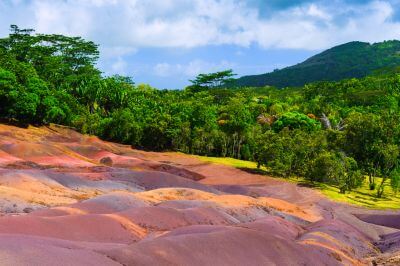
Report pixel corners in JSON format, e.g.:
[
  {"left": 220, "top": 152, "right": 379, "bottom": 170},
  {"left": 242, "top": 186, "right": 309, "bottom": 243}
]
[
  {"left": 1, "top": 26, "right": 400, "bottom": 198},
  {"left": 236, "top": 40, "right": 400, "bottom": 88}
]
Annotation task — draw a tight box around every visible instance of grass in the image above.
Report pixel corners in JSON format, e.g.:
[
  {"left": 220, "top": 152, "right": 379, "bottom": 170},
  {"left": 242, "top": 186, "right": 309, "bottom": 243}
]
[
  {"left": 317, "top": 178, "right": 400, "bottom": 209},
  {"left": 195, "top": 155, "right": 400, "bottom": 210},
  {"left": 194, "top": 155, "right": 265, "bottom": 169}
]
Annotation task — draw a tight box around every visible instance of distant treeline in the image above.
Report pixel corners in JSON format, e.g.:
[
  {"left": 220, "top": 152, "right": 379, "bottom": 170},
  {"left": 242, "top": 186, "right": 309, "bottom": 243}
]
[{"left": 1, "top": 26, "right": 400, "bottom": 197}]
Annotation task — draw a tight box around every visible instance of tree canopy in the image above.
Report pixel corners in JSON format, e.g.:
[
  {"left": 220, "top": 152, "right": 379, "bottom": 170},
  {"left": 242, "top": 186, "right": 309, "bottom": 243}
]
[{"left": 188, "top": 69, "right": 236, "bottom": 92}]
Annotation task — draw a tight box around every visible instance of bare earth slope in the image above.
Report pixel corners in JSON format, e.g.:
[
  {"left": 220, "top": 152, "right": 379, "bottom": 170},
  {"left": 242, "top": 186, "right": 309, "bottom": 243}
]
[{"left": 0, "top": 123, "right": 398, "bottom": 265}]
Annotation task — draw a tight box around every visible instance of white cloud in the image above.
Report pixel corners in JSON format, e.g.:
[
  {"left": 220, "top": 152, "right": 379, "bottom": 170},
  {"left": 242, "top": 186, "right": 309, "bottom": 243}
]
[
  {"left": 154, "top": 60, "right": 236, "bottom": 78},
  {"left": 154, "top": 63, "right": 176, "bottom": 77},
  {"left": 304, "top": 4, "right": 332, "bottom": 20},
  {"left": 0, "top": 0, "right": 400, "bottom": 52},
  {"left": 111, "top": 57, "right": 128, "bottom": 74}
]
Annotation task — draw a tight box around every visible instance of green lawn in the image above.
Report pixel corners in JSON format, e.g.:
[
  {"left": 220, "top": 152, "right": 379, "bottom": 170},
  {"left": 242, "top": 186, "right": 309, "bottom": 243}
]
[{"left": 195, "top": 155, "right": 400, "bottom": 210}]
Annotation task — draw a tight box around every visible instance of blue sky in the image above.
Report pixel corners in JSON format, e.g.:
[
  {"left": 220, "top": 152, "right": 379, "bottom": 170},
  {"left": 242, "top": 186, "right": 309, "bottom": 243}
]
[{"left": 1, "top": 0, "right": 400, "bottom": 89}]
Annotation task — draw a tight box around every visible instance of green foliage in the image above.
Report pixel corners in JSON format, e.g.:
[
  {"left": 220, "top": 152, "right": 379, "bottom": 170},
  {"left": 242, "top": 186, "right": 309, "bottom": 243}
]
[
  {"left": 256, "top": 130, "right": 294, "bottom": 177},
  {"left": 101, "top": 109, "right": 142, "bottom": 145},
  {"left": 306, "top": 151, "right": 362, "bottom": 193},
  {"left": 272, "top": 112, "right": 321, "bottom": 132},
  {"left": 0, "top": 25, "right": 100, "bottom": 88}
]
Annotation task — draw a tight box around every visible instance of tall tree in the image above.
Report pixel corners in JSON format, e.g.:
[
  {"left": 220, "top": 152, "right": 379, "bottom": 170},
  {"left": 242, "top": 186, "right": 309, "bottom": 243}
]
[{"left": 188, "top": 69, "right": 236, "bottom": 92}]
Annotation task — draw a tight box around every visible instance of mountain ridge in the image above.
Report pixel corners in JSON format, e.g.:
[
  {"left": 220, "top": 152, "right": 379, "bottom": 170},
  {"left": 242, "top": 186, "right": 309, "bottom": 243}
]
[{"left": 236, "top": 40, "right": 400, "bottom": 88}]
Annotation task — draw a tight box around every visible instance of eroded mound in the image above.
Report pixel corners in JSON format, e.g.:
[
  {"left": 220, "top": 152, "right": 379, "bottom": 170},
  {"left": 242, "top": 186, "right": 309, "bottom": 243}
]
[
  {"left": 0, "top": 123, "right": 397, "bottom": 265},
  {"left": 355, "top": 213, "right": 400, "bottom": 229}
]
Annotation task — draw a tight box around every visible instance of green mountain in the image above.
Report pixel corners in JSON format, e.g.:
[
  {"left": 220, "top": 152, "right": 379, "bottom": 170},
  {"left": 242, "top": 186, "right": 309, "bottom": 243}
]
[{"left": 236, "top": 40, "right": 400, "bottom": 88}]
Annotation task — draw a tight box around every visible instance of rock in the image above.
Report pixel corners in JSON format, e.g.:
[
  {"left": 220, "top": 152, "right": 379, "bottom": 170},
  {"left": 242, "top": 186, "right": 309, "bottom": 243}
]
[
  {"left": 23, "top": 207, "right": 34, "bottom": 213},
  {"left": 100, "top": 157, "right": 113, "bottom": 166}
]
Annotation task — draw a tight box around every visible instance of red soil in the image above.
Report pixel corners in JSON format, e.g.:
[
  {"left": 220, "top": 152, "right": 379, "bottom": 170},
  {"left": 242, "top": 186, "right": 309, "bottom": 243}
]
[{"left": 0, "top": 123, "right": 397, "bottom": 265}]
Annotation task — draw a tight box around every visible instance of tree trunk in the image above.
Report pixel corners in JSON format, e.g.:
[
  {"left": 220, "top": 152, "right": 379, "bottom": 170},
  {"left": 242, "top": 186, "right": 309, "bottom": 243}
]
[
  {"left": 237, "top": 135, "right": 243, "bottom": 159},
  {"left": 368, "top": 172, "right": 375, "bottom": 190},
  {"left": 222, "top": 137, "right": 227, "bottom": 157},
  {"left": 231, "top": 134, "right": 237, "bottom": 158},
  {"left": 320, "top": 113, "right": 332, "bottom": 129},
  {"left": 377, "top": 177, "right": 387, "bottom": 198}
]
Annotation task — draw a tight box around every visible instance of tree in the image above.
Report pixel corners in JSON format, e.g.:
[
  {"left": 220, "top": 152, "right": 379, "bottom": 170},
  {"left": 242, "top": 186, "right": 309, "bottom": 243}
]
[
  {"left": 99, "top": 75, "right": 133, "bottom": 114},
  {"left": 188, "top": 69, "right": 236, "bottom": 92},
  {"left": 306, "top": 151, "right": 362, "bottom": 193},
  {"left": 218, "top": 95, "right": 252, "bottom": 158},
  {"left": 255, "top": 129, "right": 295, "bottom": 177},
  {"left": 344, "top": 112, "right": 384, "bottom": 189},
  {"left": 375, "top": 144, "right": 399, "bottom": 198},
  {"left": 390, "top": 168, "right": 400, "bottom": 195},
  {"left": 344, "top": 112, "right": 400, "bottom": 196},
  {"left": 0, "top": 68, "right": 17, "bottom": 116},
  {"left": 101, "top": 109, "right": 142, "bottom": 145},
  {"left": 0, "top": 25, "right": 100, "bottom": 89}
]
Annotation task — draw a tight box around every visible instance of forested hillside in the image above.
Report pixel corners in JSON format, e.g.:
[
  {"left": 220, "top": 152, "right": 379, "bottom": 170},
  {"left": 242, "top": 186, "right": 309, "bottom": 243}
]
[
  {"left": 1, "top": 26, "right": 400, "bottom": 198},
  {"left": 236, "top": 41, "right": 400, "bottom": 88}
]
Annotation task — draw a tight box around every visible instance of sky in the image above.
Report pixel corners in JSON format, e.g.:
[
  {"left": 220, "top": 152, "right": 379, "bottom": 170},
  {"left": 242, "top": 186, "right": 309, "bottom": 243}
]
[{"left": 1, "top": 0, "right": 400, "bottom": 89}]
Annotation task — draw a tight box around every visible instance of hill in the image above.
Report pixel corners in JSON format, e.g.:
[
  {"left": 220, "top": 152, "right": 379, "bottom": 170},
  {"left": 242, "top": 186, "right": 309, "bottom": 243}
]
[{"left": 236, "top": 40, "right": 400, "bottom": 88}]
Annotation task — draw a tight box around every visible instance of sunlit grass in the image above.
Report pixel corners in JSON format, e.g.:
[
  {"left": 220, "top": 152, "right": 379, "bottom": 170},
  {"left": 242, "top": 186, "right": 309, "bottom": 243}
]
[
  {"left": 195, "top": 155, "right": 400, "bottom": 210},
  {"left": 193, "top": 155, "right": 269, "bottom": 170},
  {"left": 317, "top": 177, "right": 400, "bottom": 209}
]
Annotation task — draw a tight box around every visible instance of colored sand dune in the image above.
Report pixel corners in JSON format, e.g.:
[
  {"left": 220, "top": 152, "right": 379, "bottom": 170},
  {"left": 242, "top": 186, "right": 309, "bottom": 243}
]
[{"left": 0, "top": 124, "right": 398, "bottom": 265}]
